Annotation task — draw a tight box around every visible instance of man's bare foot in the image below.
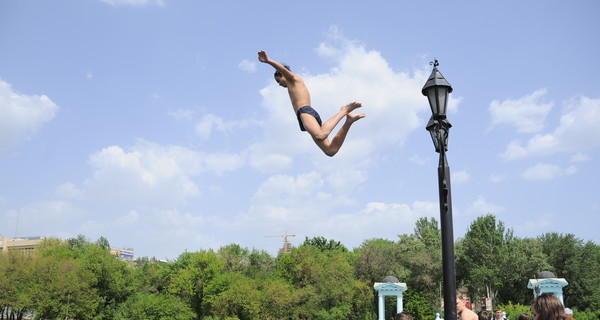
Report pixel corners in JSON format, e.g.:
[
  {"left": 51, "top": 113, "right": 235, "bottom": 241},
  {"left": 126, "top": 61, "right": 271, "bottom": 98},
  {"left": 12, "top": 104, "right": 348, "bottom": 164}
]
[
  {"left": 341, "top": 102, "right": 362, "bottom": 114},
  {"left": 347, "top": 113, "right": 366, "bottom": 123}
]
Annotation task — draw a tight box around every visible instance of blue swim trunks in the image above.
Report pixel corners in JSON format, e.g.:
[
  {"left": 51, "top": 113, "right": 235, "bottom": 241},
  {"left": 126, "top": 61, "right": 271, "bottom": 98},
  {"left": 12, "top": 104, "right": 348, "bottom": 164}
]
[{"left": 296, "top": 106, "right": 322, "bottom": 131}]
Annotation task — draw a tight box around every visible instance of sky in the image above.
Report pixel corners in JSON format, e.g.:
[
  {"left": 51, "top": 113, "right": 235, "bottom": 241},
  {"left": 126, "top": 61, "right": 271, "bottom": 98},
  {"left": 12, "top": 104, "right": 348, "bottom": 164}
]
[{"left": 1, "top": 0, "right": 599, "bottom": 260}]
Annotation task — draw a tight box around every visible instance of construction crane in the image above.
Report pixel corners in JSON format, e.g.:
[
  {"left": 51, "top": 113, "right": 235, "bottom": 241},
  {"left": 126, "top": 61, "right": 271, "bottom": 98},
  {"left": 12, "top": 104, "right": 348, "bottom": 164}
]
[{"left": 265, "top": 231, "right": 296, "bottom": 253}]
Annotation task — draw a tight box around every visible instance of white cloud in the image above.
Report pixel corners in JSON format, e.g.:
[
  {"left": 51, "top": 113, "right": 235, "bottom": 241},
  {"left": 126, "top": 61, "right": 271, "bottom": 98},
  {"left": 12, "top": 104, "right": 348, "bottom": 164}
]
[
  {"left": 194, "top": 113, "right": 260, "bottom": 141},
  {"left": 168, "top": 108, "right": 195, "bottom": 122},
  {"left": 515, "top": 212, "right": 555, "bottom": 235},
  {"left": 0, "top": 79, "right": 59, "bottom": 149},
  {"left": 464, "top": 195, "right": 506, "bottom": 216},
  {"left": 238, "top": 59, "right": 257, "bottom": 73},
  {"left": 195, "top": 114, "right": 226, "bottom": 140},
  {"left": 489, "top": 173, "right": 507, "bottom": 183},
  {"left": 521, "top": 162, "right": 577, "bottom": 181},
  {"left": 409, "top": 154, "right": 428, "bottom": 165},
  {"left": 99, "top": 0, "right": 165, "bottom": 7},
  {"left": 452, "top": 170, "right": 470, "bottom": 184},
  {"left": 0, "top": 201, "right": 84, "bottom": 238},
  {"left": 76, "top": 140, "right": 243, "bottom": 208},
  {"left": 56, "top": 183, "right": 85, "bottom": 200},
  {"left": 500, "top": 95, "right": 600, "bottom": 160},
  {"left": 488, "top": 88, "right": 553, "bottom": 133},
  {"left": 570, "top": 152, "right": 590, "bottom": 163}
]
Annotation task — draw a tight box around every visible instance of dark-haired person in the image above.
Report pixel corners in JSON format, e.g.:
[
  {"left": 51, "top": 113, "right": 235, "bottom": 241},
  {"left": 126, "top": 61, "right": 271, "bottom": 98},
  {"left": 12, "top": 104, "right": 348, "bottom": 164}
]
[
  {"left": 495, "top": 308, "right": 508, "bottom": 320},
  {"left": 395, "top": 311, "right": 414, "bottom": 320},
  {"left": 258, "top": 50, "right": 365, "bottom": 157},
  {"left": 531, "top": 293, "right": 568, "bottom": 320}
]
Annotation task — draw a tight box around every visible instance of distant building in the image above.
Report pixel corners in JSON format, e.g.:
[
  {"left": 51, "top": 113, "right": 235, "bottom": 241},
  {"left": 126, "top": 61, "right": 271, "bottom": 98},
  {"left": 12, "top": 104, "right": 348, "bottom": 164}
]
[
  {"left": 0, "top": 236, "right": 43, "bottom": 253},
  {"left": 110, "top": 247, "right": 134, "bottom": 261}
]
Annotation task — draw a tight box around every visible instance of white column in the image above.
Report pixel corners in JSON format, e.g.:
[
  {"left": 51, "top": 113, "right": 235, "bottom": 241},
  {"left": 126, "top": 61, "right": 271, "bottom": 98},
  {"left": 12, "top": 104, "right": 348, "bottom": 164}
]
[
  {"left": 379, "top": 294, "right": 385, "bottom": 320},
  {"left": 397, "top": 295, "right": 403, "bottom": 314}
]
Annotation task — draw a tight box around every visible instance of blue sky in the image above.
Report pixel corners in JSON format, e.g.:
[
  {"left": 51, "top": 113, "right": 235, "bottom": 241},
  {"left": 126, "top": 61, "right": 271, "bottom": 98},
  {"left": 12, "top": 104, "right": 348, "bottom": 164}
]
[{"left": 1, "top": 0, "right": 598, "bottom": 259}]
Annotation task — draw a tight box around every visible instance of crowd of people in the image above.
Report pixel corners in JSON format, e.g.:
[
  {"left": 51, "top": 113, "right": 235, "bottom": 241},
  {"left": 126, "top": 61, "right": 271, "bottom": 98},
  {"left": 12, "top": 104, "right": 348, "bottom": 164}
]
[{"left": 394, "top": 292, "right": 572, "bottom": 320}]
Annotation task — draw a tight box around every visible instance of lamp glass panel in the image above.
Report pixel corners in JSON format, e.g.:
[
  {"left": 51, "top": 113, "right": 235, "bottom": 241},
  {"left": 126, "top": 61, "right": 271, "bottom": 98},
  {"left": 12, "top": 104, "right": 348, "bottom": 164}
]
[
  {"left": 429, "top": 128, "right": 440, "bottom": 152},
  {"left": 426, "top": 88, "right": 439, "bottom": 115},
  {"left": 437, "top": 87, "right": 449, "bottom": 116}
]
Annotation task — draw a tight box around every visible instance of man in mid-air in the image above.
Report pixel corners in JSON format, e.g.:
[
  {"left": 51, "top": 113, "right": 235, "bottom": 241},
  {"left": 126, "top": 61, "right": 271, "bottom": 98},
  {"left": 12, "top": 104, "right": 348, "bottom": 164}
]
[{"left": 258, "top": 50, "right": 365, "bottom": 157}]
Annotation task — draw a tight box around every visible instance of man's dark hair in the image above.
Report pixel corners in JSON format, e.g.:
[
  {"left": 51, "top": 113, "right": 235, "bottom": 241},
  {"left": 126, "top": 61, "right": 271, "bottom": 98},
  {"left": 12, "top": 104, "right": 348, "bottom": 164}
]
[
  {"left": 274, "top": 64, "right": 291, "bottom": 78},
  {"left": 395, "top": 312, "right": 413, "bottom": 320}
]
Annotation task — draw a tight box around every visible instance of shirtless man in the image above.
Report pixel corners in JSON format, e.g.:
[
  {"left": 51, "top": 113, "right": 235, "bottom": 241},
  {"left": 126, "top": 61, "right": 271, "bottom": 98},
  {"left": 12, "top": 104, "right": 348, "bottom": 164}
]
[
  {"left": 258, "top": 50, "right": 365, "bottom": 157},
  {"left": 457, "top": 292, "right": 478, "bottom": 320}
]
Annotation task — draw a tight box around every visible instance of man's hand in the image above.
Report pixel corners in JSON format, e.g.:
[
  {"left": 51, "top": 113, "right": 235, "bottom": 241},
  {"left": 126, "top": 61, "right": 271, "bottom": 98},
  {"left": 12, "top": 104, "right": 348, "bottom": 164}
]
[{"left": 258, "top": 50, "right": 269, "bottom": 63}]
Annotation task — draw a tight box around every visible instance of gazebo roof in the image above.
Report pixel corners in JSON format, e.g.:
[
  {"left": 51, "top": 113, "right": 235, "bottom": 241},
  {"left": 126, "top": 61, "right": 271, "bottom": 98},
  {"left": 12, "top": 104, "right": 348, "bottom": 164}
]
[{"left": 527, "top": 277, "right": 568, "bottom": 289}]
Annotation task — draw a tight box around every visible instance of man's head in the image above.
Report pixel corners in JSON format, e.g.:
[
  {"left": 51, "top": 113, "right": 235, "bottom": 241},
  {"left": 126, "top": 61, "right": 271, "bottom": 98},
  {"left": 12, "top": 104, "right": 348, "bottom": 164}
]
[
  {"left": 495, "top": 309, "right": 503, "bottom": 319},
  {"left": 274, "top": 64, "right": 291, "bottom": 87}
]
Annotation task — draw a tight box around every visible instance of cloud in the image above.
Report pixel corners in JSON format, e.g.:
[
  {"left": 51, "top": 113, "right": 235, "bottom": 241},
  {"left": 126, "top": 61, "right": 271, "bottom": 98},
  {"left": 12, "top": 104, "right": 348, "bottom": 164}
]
[
  {"left": 500, "top": 95, "right": 600, "bottom": 161},
  {"left": 521, "top": 162, "right": 577, "bottom": 181},
  {"left": 570, "top": 152, "right": 590, "bottom": 163},
  {"left": 70, "top": 140, "right": 243, "bottom": 209},
  {"left": 452, "top": 170, "right": 470, "bottom": 184},
  {"left": 0, "top": 201, "right": 84, "bottom": 238},
  {"left": 488, "top": 88, "right": 553, "bottom": 133},
  {"left": 99, "top": 0, "right": 165, "bottom": 7},
  {"left": 464, "top": 195, "right": 506, "bottom": 216},
  {"left": 238, "top": 59, "right": 257, "bottom": 73},
  {"left": 515, "top": 212, "right": 555, "bottom": 235},
  {"left": 168, "top": 108, "right": 195, "bottom": 122},
  {"left": 234, "top": 169, "right": 438, "bottom": 250},
  {"left": 194, "top": 113, "right": 260, "bottom": 141},
  {"left": 0, "top": 79, "right": 59, "bottom": 149}
]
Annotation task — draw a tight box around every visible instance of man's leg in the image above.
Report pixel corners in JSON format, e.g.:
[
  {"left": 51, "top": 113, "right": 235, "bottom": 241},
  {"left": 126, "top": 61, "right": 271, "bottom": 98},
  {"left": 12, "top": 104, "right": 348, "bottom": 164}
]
[
  {"left": 317, "top": 113, "right": 365, "bottom": 156},
  {"left": 301, "top": 101, "right": 362, "bottom": 137},
  {"left": 303, "top": 112, "right": 365, "bottom": 157}
]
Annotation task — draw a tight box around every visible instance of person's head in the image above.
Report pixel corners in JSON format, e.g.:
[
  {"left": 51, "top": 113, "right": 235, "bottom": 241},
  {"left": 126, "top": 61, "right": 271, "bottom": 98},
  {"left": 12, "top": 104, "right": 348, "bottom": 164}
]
[
  {"left": 456, "top": 292, "right": 467, "bottom": 312},
  {"left": 531, "top": 293, "right": 567, "bottom": 320},
  {"left": 478, "top": 310, "right": 492, "bottom": 320},
  {"left": 273, "top": 64, "right": 291, "bottom": 87},
  {"left": 518, "top": 313, "right": 532, "bottom": 320},
  {"left": 395, "top": 311, "right": 414, "bottom": 320},
  {"left": 495, "top": 309, "right": 504, "bottom": 319}
]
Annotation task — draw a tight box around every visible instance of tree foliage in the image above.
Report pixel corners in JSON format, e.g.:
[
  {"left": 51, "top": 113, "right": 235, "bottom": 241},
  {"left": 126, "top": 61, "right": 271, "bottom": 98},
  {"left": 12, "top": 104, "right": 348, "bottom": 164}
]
[{"left": 0, "top": 215, "right": 598, "bottom": 319}]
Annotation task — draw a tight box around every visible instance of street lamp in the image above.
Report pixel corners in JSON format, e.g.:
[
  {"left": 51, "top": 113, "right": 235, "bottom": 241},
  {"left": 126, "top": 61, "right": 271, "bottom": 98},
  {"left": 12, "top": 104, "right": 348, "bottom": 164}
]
[{"left": 422, "top": 59, "right": 457, "bottom": 320}]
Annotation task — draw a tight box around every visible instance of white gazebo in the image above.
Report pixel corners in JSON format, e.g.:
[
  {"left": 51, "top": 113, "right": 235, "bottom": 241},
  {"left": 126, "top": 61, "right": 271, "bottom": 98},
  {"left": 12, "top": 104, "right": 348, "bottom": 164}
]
[
  {"left": 527, "top": 271, "right": 568, "bottom": 304},
  {"left": 373, "top": 276, "right": 408, "bottom": 320}
]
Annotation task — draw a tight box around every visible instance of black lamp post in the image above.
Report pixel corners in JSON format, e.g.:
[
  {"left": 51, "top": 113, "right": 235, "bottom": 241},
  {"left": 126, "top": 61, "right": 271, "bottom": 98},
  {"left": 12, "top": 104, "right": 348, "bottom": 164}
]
[{"left": 422, "top": 59, "right": 456, "bottom": 320}]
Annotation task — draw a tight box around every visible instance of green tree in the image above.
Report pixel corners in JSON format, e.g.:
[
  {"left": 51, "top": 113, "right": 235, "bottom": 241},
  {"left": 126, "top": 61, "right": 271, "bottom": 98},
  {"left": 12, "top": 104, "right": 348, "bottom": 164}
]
[
  {"left": 288, "top": 242, "right": 371, "bottom": 319},
  {"left": 76, "top": 240, "right": 137, "bottom": 318},
  {"left": 166, "top": 250, "right": 224, "bottom": 318},
  {"left": 456, "top": 214, "right": 513, "bottom": 305},
  {"left": 302, "top": 236, "right": 348, "bottom": 252},
  {"left": 29, "top": 254, "right": 98, "bottom": 320},
  {"left": 354, "top": 238, "right": 408, "bottom": 283},
  {"left": 208, "top": 272, "right": 264, "bottom": 320},
  {"left": 218, "top": 244, "right": 250, "bottom": 273},
  {"left": 115, "top": 292, "right": 196, "bottom": 320},
  {"left": 539, "top": 233, "right": 600, "bottom": 310},
  {"left": 496, "top": 237, "right": 551, "bottom": 304},
  {"left": 401, "top": 217, "right": 442, "bottom": 294},
  {"left": 0, "top": 250, "right": 34, "bottom": 320}
]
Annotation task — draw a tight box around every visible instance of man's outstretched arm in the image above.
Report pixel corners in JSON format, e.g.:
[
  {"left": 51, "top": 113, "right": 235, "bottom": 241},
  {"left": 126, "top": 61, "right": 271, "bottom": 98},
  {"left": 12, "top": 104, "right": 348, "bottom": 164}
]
[{"left": 258, "top": 50, "right": 295, "bottom": 81}]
